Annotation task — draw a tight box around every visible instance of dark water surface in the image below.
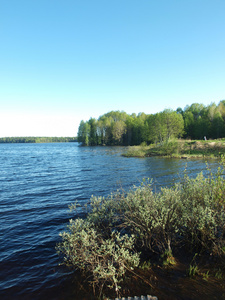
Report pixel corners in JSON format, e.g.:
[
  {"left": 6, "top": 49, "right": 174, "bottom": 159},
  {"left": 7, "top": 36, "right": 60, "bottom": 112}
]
[{"left": 0, "top": 143, "right": 219, "bottom": 299}]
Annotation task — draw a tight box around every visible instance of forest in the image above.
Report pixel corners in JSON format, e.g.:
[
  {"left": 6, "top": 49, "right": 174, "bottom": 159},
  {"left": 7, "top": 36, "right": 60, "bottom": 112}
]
[
  {"left": 78, "top": 101, "right": 225, "bottom": 146},
  {"left": 0, "top": 137, "right": 77, "bottom": 143}
]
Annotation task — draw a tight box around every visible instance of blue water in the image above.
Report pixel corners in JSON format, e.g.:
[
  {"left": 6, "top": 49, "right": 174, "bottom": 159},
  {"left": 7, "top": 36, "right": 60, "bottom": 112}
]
[{"left": 0, "top": 143, "right": 218, "bottom": 299}]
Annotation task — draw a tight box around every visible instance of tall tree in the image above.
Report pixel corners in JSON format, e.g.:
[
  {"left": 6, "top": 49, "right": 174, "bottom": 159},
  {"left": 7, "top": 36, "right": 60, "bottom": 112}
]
[
  {"left": 147, "top": 113, "right": 167, "bottom": 143},
  {"left": 78, "top": 121, "right": 90, "bottom": 145},
  {"left": 162, "top": 109, "right": 184, "bottom": 140},
  {"left": 112, "top": 120, "right": 127, "bottom": 145},
  {"left": 88, "top": 118, "right": 98, "bottom": 145}
]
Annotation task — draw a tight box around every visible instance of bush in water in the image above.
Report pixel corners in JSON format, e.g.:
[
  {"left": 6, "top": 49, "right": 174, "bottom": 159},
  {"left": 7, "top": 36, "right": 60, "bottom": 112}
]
[
  {"left": 57, "top": 157, "right": 225, "bottom": 296},
  {"left": 56, "top": 218, "right": 139, "bottom": 296}
]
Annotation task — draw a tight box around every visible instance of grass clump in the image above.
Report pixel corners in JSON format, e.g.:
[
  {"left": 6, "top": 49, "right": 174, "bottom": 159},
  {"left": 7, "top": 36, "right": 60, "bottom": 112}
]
[
  {"left": 122, "top": 144, "right": 151, "bottom": 157},
  {"left": 57, "top": 157, "right": 225, "bottom": 298},
  {"left": 123, "top": 138, "right": 225, "bottom": 158},
  {"left": 187, "top": 264, "right": 200, "bottom": 278}
]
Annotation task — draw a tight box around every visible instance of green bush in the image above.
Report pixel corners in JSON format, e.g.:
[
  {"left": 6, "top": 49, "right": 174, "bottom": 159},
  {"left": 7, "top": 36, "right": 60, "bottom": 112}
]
[
  {"left": 57, "top": 157, "right": 225, "bottom": 296},
  {"left": 56, "top": 218, "right": 139, "bottom": 296},
  {"left": 178, "top": 158, "right": 225, "bottom": 255},
  {"left": 116, "top": 183, "right": 183, "bottom": 254},
  {"left": 159, "top": 139, "right": 179, "bottom": 156},
  {"left": 85, "top": 181, "right": 183, "bottom": 254}
]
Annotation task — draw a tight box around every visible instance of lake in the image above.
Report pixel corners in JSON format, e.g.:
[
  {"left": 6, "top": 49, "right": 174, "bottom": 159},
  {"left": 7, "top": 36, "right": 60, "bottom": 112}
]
[{"left": 0, "top": 143, "right": 219, "bottom": 299}]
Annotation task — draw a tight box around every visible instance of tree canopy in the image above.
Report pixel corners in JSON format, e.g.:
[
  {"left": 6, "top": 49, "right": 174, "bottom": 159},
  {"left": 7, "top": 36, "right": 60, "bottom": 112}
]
[{"left": 78, "top": 101, "right": 225, "bottom": 146}]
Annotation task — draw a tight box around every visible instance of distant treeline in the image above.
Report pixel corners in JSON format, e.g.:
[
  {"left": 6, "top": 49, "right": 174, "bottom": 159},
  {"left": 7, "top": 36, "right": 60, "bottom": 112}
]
[
  {"left": 78, "top": 101, "right": 225, "bottom": 146},
  {"left": 0, "top": 137, "right": 77, "bottom": 143}
]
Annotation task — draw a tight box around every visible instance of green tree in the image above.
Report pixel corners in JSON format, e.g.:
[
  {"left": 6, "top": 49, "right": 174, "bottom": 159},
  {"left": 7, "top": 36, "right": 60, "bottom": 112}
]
[
  {"left": 88, "top": 118, "right": 98, "bottom": 145},
  {"left": 98, "top": 115, "right": 114, "bottom": 145},
  {"left": 183, "top": 103, "right": 209, "bottom": 139},
  {"left": 183, "top": 111, "right": 194, "bottom": 138},
  {"left": 147, "top": 113, "right": 167, "bottom": 143},
  {"left": 130, "top": 113, "right": 148, "bottom": 145},
  {"left": 112, "top": 120, "right": 127, "bottom": 145},
  {"left": 162, "top": 109, "right": 184, "bottom": 140},
  {"left": 78, "top": 120, "right": 90, "bottom": 145},
  {"left": 147, "top": 110, "right": 184, "bottom": 143},
  {"left": 125, "top": 114, "right": 136, "bottom": 145},
  {"left": 212, "top": 111, "right": 224, "bottom": 138}
]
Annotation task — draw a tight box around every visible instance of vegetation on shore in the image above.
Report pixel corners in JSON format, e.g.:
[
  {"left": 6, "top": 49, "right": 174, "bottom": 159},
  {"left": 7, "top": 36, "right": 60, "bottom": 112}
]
[
  {"left": 0, "top": 136, "right": 77, "bottom": 143},
  {"left": 57, "top": 157, "right": 225, "bottom": 299},
  {"left": 123, "top": 139, "right": 225, "bottom": 159},
  {"left": 78, "top": 101, "right": 225, "bottom": 146}
]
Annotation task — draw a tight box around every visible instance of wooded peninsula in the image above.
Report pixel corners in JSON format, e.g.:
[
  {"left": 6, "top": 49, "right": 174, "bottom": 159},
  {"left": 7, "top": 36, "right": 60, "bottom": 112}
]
[
  {"left": 77, "top": 101, "right": 225, "bottom": 158},
  {"left": 78, "top": 101, "right": 225, "bottom": 146}
]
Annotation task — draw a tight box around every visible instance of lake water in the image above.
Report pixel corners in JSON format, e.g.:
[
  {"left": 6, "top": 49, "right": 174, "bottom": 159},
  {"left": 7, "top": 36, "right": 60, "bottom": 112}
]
[{"left": 0, "top": 143, "right": 218, "bottom": 299}]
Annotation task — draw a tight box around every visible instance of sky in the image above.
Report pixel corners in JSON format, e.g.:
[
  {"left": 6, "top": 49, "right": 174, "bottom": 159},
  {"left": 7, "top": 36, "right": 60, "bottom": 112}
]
[{"left": 0, "top": 0, "right": 225, "bottom": 137}]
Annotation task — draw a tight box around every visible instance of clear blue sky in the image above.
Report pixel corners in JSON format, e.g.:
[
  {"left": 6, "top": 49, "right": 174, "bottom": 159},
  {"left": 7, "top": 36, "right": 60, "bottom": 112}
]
[{"left": 0, "top": 0, "right": 224, "bottom": 137}]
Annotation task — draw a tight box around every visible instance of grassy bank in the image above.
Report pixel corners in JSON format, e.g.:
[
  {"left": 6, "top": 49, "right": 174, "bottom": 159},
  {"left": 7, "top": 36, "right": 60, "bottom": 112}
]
[
  {"left": 57, "top": 158, "right": 225, "bottom": 299},
  {"left": 122, "top": 139, "right": 225, "bottom": 159}
]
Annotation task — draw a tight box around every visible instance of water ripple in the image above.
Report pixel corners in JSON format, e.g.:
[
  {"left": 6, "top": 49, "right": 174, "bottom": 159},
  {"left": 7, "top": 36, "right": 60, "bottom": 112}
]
[{"left": 0, "top": 142, "right": 218, "bottom": 299}]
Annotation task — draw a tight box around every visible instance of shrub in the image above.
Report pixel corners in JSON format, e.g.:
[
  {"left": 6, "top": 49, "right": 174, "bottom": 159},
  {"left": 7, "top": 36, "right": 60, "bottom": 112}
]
[
  {"left": 86, "top": 181, "right": 183, "bottom": 254},
  {"left": 56, "top": 218, "right": 139, "bottom": 296},
  {"left": 57, "top": 157, "right": 225, "bottom": 296},
  {"left": 115, "top": 183, "right": 183, "bottom": 254},
  {"left": 178, "top": 166, "right": 225, "bottom": 255},
  {"left": 159, "top": 139, "right": 179, "bottom": 156}
]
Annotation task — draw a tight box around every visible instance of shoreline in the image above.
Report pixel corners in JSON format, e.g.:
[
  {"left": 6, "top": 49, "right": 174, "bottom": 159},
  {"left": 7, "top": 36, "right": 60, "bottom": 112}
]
[{"left": 122, "top": 139, "right": 225, "bottom": 159}]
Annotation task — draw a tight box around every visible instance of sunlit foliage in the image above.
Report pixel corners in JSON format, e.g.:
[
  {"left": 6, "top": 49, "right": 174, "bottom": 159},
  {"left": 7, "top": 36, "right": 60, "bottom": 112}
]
[
  {"left": 57, "top": 158, "right": 225, "bottom": 296},
  {"left": 77, "top": 100, "right": 225, "bottom": 146}
]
